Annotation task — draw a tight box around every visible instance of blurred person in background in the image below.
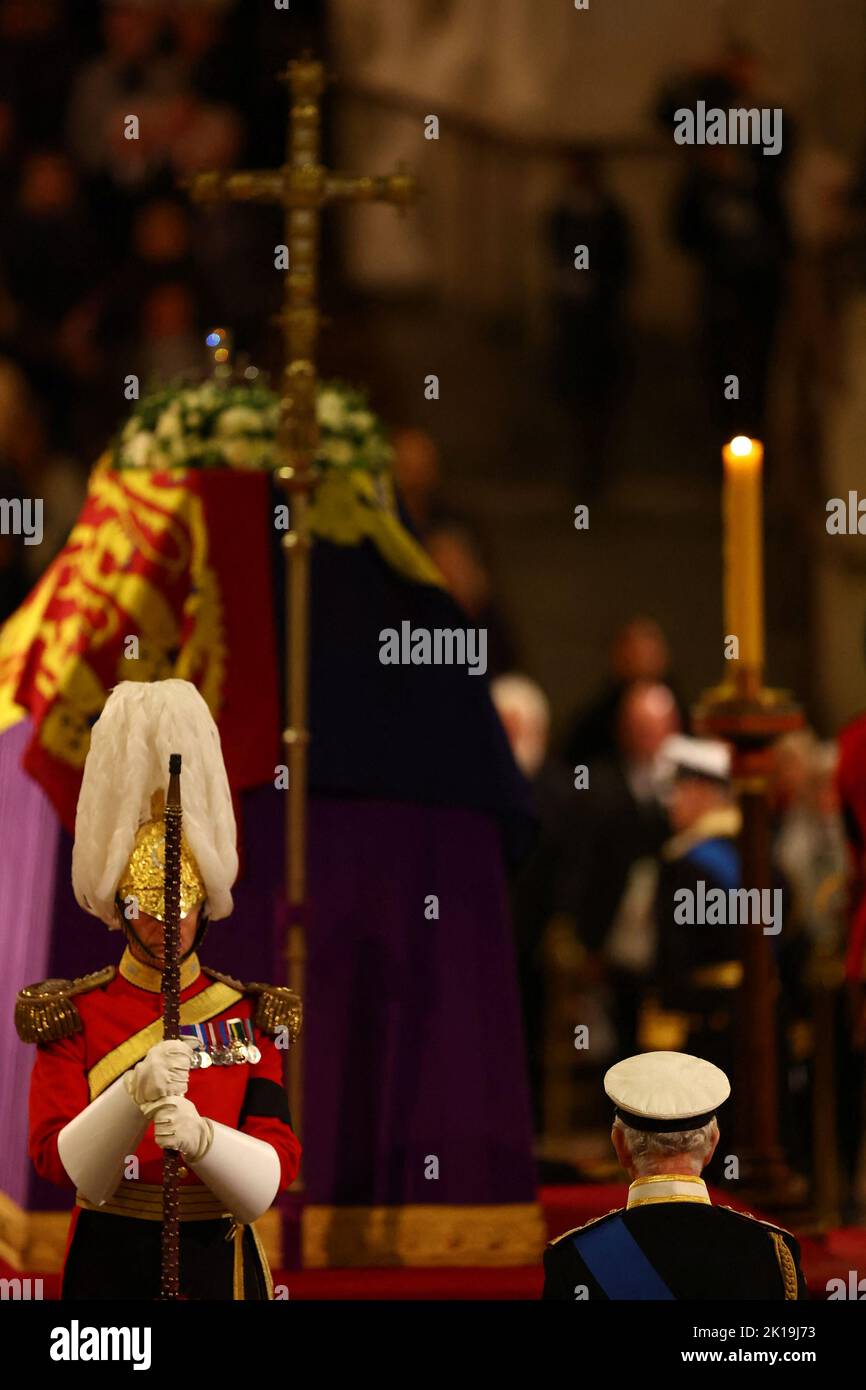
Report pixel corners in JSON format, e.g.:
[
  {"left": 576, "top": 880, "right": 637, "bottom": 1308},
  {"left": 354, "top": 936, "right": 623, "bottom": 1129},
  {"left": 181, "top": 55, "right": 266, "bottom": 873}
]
[
  {"left": 652, "top": 735, "right": 743, "bottom": 1137},
  {"left": 773, "top": 732, "right": 848, "bottom": 951},
  {"left": 134, "top": 282, "right": 203, "bottom": 383},
  {"left": 95, "top": 196, "right": 202, "bottom": 348},
  {"left": 0, "top": 359, "right": 85, "bottom": 606},
  {"left": 653, "top": 734, "right": 804, "bottom": 1164},
  {"left": 0, "top": 0, "right": 81, "bottom": 144},
  {"left": 425, "top": 520, "right": 518, "bottom": 678},
  {"left": 564, "top": 615, "right": 682, "bottom": 768},
  {"left": 0, "top": 151, "right": 103, "bottom": 427},
  {"left": 573, "top": 680, "right": 679, "bottom": 1054},
  {"left": 546, "top": 150, "right": 633, "bottom": 493},
  {"left": 660, "top": 41, "right": 794, "bottom": 444},
  {"left": 392, "top": 427, "right": 442, "bottom": 539},
  {"left": 492, "top": 673, "right": 583, "bottom": 1130},
  {"left": 66, "top": 1, "right": 177, "bottom": 193},
  {"left": 170, "top": 1, "right": 249, "bottom": 110}
]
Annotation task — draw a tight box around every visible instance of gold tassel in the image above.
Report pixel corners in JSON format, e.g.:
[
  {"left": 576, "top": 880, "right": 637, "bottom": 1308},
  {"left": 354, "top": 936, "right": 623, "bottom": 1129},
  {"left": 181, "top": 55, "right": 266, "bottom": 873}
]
[
  {"left": 254, "top": 986, "right": 302, "bottom": 1045},
  {"left": 15, "top": 967, "right": 115, "bottom": 1045}
]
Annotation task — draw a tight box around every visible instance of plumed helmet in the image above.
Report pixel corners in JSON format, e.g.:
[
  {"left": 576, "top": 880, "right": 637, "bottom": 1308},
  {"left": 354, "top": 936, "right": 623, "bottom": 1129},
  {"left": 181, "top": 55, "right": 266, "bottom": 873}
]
[{"left": 72, "top": 679, "right": 238, "bottom": 927}]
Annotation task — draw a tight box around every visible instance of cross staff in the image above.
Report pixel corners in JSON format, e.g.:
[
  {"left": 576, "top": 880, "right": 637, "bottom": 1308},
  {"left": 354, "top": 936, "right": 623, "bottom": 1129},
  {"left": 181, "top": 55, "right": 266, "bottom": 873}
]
[{"left": 184, "top": 56, "right": 417, "bottom": 1141}]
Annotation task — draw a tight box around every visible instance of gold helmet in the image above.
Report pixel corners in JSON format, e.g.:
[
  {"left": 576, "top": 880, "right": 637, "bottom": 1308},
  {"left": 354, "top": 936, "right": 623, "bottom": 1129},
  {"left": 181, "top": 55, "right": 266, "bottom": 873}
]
[{"left": 118, "top": 793, "right": 206, "bottom": 922}]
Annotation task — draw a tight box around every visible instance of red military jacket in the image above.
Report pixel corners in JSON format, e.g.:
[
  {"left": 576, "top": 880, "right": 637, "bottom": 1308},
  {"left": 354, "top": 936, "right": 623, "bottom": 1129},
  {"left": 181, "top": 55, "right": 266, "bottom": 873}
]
[{"left": 25, "top": 949, "right": 302, "bottom": 1194}]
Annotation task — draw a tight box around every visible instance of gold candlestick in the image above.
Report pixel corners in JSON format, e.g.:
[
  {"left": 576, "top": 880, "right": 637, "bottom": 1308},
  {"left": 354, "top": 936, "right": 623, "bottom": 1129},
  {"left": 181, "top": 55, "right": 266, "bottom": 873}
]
[{"left": 693, "top": 435, "right": 804, "bottom": 1208}]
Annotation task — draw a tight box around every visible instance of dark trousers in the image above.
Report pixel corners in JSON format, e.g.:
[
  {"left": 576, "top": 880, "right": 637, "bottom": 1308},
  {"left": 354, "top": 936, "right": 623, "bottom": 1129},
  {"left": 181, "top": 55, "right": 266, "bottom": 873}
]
[{"left": 62, "top": 1211, "right": 270, "bottom": 1300}]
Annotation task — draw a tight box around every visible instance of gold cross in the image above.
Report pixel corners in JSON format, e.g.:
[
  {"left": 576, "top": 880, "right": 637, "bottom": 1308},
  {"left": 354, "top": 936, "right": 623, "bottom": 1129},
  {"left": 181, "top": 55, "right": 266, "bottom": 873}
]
[
  {"left": 185, "top": 56, "right": 416, "bottom": 469},
  {"left": 183, "top": 57, "right": 417, "bottom": 1146}
]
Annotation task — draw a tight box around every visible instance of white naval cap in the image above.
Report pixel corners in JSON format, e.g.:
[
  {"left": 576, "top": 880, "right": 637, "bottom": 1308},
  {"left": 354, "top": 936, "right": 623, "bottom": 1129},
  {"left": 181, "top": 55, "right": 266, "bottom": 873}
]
[
  {"left": 605, "top": 1051, "right": 731, "bottom": 1133},
  {"left": 659, "top": 733, "right": 731, "bottom": 784}
]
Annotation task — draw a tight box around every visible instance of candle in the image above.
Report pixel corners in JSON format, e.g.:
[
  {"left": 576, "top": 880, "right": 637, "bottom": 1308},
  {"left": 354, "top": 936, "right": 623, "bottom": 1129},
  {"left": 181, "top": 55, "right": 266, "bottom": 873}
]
[{"left": 722, "top": 435, "right": 764, "bottom": 673}]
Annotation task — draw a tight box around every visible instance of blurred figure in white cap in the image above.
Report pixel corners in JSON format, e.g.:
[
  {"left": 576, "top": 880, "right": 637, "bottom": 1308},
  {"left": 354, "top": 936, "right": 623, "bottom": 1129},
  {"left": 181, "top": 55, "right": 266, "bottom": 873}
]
[{"left": 651, "top": 735, "right": 742, "bottom": 1076}]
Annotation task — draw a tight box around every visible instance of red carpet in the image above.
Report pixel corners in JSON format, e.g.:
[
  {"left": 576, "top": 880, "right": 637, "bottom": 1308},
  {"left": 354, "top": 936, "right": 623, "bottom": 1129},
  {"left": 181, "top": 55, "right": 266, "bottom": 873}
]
[{"left": 5, "top": 1186, "right": 865, "bottom": 1299}]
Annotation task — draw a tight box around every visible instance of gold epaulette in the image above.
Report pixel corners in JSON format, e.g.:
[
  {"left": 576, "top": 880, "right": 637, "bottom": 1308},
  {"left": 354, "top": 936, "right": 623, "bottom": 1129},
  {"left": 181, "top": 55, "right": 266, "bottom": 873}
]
[
  {"left": 15, "top": 966, "right": 116, "bottom": 1045},
  {"left": 721, "top": 1205, "right": 796, "bottom": 1238},
  {"left": 547, "top": 1208, "right": 623, "bottom": 1248},
  {"left": 202, "top": 968, "right": 303, "bottom": 1046}
]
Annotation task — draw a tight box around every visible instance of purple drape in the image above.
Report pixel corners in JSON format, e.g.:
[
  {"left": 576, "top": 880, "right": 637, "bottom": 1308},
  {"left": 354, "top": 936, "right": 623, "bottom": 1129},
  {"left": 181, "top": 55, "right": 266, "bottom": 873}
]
[{"left": 0, "top": 720, "right": 61, "bottom": 1205}]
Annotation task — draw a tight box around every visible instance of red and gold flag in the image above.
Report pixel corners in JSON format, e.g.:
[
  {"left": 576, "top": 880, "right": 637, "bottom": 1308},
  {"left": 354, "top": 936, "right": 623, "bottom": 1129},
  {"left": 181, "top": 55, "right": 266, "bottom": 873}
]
[{"left": 0, "top": 462, "right": 280, "bottom": 830}]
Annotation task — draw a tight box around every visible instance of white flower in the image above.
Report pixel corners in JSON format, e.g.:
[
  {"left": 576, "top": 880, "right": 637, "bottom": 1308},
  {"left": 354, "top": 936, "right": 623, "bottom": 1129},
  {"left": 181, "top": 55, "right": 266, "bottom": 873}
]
[
  {"left": 221, "top": 439, "right": 254, "bottom": 467},
  {"left": 216, "top": 406, "right": 265, "bottom": 436},
  {"left": 320, "top": 437, "right": 354, "bottom": 467},
  {"left": 317, "top": 390, "right": 346, "bottom": 430},
  {"left": 347, "top": 410, "right": 374, "bottom": 433},
  {"left": 151, "top": 444, "right": 174, "bottom": 469},
  {"left": 124, "top": 431, "right": 156, "bottom": 468},
  {"left": 156, "top": 405, "right": 183, "bottom": 441}
]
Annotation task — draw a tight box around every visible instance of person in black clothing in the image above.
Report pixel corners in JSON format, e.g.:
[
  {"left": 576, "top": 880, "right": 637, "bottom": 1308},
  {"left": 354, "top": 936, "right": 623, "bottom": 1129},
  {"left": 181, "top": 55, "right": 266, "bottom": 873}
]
[
  {"left": 547, "top": 150, "right": 633, "bottom": 491},
  {"left": 658, "top": 42, "right": 794, "bottom": 442},
  {"left": 564, "top": 617, "right": 683, "bottom": 769},
  {"left": 572, "top": 681, "right": 678, "bottom": 1054},
  {"left": 543, "top": 1050, "right": 807, "bottom": 1300},
  {"left": 492, "top": 674, "right": 583, "bottom": 1131}
]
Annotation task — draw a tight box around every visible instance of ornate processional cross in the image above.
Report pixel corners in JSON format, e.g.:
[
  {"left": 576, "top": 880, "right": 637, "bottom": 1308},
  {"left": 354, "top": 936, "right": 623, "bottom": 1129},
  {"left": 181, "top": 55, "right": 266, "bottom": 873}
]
[{"left": 184, "top": 56, "right": 418, "bottom": 1139}]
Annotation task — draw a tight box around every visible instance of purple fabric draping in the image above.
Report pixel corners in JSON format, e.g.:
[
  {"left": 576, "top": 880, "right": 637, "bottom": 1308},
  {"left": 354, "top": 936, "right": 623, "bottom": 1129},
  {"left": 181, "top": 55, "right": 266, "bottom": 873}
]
[
  {"left": 0, "top": 720, "right": 61, "bottom": 1205},
  {"left": 304, "top": 797, "right": 536, "bottom": 1207}
]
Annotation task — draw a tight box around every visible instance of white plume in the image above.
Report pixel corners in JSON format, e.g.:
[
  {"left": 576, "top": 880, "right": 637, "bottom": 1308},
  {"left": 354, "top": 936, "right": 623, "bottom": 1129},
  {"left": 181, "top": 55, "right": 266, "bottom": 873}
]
[{"left": 72, "top": 679, "right": 238, "bottom": 927}]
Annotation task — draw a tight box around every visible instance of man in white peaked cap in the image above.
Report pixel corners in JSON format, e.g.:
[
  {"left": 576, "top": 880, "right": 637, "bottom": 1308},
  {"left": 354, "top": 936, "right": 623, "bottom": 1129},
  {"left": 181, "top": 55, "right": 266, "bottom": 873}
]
[{"left": 543, "top": 1051, "right": 806, "bottom": 1299}]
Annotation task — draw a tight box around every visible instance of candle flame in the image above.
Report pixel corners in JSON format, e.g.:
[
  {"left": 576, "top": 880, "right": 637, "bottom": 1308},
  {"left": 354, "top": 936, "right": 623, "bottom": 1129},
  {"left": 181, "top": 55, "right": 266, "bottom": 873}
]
[{"left": 729, "top": 435, "right": 754, "bottom": 457}]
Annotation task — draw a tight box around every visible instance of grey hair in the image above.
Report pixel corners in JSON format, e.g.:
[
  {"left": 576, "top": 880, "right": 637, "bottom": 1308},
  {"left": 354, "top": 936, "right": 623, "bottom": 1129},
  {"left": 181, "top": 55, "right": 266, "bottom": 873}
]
[{"left": 615, "top": 1117, "right": 717, "bottom": 1168}]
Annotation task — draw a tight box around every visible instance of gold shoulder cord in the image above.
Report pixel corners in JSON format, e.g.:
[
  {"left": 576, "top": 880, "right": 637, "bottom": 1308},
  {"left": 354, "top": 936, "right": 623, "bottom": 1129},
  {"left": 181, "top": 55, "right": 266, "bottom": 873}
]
[
  {"left": 770, "top": 1230, "right": 799, "bottom": 1300},
  {"left": 15, "top": 967, "right": 116, "bottom": 1044}
]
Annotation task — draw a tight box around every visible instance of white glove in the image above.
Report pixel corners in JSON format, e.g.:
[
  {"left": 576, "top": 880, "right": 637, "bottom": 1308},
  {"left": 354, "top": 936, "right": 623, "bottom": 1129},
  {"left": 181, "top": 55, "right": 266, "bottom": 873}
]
[
  {"left": 58, "top": 1075, "right": 151, "bottom": 1206},
  {"left": 190, "top": 1122, "right": 281, "bottom": 1224},
  {"left": 143, "top": 1095, "right": 213, "bottom": 1162},
  {"left": 126, "top": 1039, "right": 195, "bottom": 1107}
]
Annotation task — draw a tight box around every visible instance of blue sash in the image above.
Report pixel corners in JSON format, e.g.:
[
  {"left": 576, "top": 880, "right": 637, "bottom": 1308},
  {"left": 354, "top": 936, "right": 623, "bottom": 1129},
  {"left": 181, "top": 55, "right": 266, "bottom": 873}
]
[{"left": 571, "top": 1216, "right": 675, "bottom": 1300}]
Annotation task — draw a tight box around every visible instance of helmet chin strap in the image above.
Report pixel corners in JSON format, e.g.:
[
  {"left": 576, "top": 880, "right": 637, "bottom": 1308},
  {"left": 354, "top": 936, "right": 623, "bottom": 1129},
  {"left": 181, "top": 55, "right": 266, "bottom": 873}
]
[{"left": 117, "top": 899, "right": 210, "bottom": 965}]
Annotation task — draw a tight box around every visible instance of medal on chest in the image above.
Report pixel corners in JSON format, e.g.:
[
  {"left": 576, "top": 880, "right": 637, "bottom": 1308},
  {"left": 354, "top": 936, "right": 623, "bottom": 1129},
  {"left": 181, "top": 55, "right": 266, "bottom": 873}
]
[{"left": 181, "top": 1017, "right": 260, "bottom": 1067}]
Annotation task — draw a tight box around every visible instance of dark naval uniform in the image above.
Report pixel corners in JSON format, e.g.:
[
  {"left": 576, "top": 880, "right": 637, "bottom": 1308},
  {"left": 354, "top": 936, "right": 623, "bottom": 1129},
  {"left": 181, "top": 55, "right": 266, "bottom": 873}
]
[
  {"left": 16, "top": 949, "right": 302, "bottom": 1301},
  {"left": 543, "top": 1177, "right": 807, "bottom": 1300}
]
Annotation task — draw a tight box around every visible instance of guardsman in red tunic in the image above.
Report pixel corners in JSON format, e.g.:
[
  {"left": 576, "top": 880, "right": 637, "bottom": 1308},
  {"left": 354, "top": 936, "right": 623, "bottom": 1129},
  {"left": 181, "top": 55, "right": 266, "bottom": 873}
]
[{"left": 14, "top": 679, "right": 302, "bottom": 1300}]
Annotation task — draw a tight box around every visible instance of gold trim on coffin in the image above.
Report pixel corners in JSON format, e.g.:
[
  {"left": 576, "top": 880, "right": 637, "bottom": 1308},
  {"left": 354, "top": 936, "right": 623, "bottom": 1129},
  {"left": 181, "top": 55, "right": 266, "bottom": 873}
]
[
  {"left": 0, "top": 1186, "right": 282, "bottom": 1275},
  {"left": 302, "top": 1202, "right": 546, "bottom": 1268}
]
